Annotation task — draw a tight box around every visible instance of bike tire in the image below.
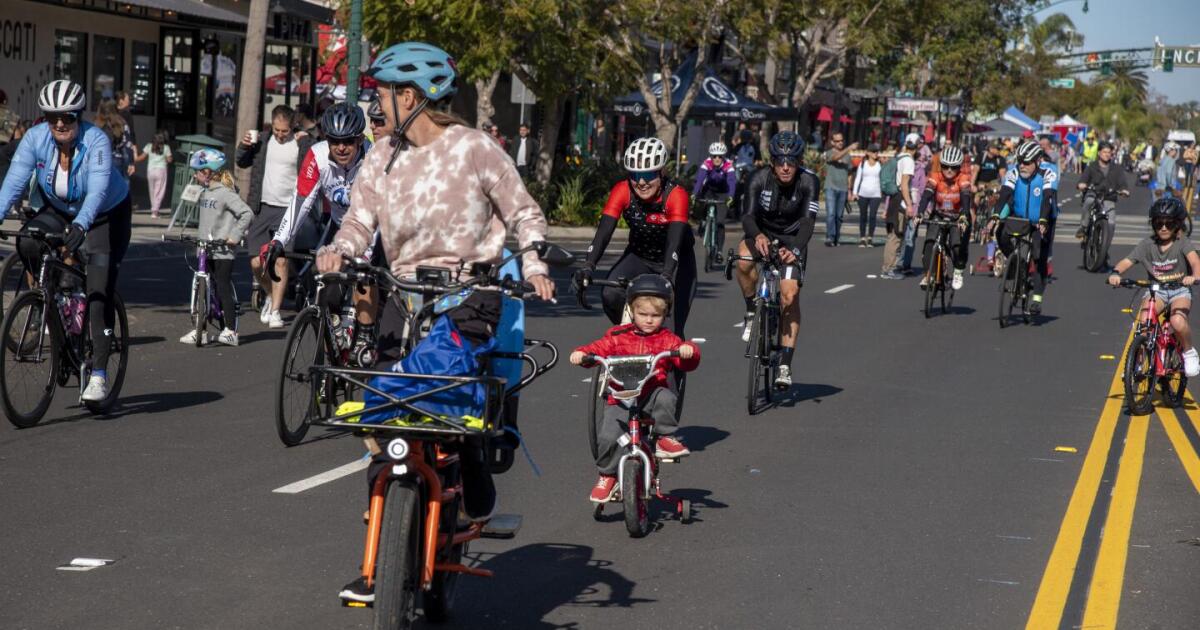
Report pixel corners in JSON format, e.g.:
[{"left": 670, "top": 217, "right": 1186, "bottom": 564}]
[
  {"left": 940, "top": 253, "right": 952, "bottom": 315},
  {"left": 83, "top": 293, "right": 129, "bottom": 414},
  {"left": 0, "top": 253, "right": 30, "bottom": 323},
  {"left": 746, "top": 301, "right": 765, "bottom": 415},
  {"left": 424, "top": 490, "right": 465, "bottom": 623},
  {"left": 764, "top": 305, "right": 779, "bottom": 399},
  {"left": 0, "top": 292, "right": 58, "bottom": 428},
  {"left": 192, "top": 276, "right": 208, "bottom": 347},
  {"left": 1123, "top": 334, "right": 1155, "bottom": 415},
  {"left": 621, "top": 457, "right": 649, "bottom": 538},
  {"left": 998, "top": 254, "right": 1016, "bottom": 328},
  {"left": 373, "top": 480, "right": 421, "bottom": 630},
  {"left": 1084, "top": 220, "right": 1106, "bottom": 272},
  {"left": 1159, "top": 346, "right": 1188, "bottom": 408},
  {"left": 1015, "top": 246, "right": 1031, "bottom": 324},
  {"left": 587, "top": 365, "right": 603, "bottom": 459},
  {"left": 275, "top": 307, "right": 325, "bottom": 446}
]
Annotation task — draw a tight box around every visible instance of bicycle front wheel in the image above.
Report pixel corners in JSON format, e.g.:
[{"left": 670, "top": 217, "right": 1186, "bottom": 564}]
[
  {"left": 275, "top": 307, "right": 325, "bottom": 446},
  {"left": 192, "top": 275, "right": 208, "bottom": 346},
  {"left": 0, "top": 253, "right": 31, "bottom": 323},
  {"left": 746, "top": 302, "right": 765, "bottom": 415},
  {"left": 998, "top": 254, "right": 1017, "bottom": 328},
  {"left": 83, "top": 293, "right": 129, "bottom": 414},
  {"left": 621, "top": 457, "right": 650, "bottom": 538},
  {"left": 1123, "top": 334, "right": 1154, "bottom": 415},
  {"left": 1083, "top": 220, "right": 1106, "bottom": 272},
  {"left": 373, "top": 480, "right": 421, "bottom": 630},
  {"left": 0, "top": 292, "right": 58, "bottom": 427}
]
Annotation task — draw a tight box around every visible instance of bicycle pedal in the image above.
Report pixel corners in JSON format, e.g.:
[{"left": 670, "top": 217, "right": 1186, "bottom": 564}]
[{"left": 480, "top": 514, "right": 522, "bottom": 539}]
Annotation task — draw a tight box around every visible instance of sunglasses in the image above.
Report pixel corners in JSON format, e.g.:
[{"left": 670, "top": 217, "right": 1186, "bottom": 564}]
[
  {"left": 629, "top": 171, "right": 659, "bottom": 184},
  {"left": 941, "top": 164, "right": 960, "bottom": 171},
  {"left": 327, "top": 137, "right": 359, "bottom": 147},
  {"left": 772, "top": 157, "right": 798, "bottom": 168},
  {"left": 369, "top": 117, "right": 387, "bottom": 126},
  {"left": 1152, "top": 219, "right": 1177, "bottom": 230},
  {"left": 46, "top": 112, "right": 79, "bottom": 126}
]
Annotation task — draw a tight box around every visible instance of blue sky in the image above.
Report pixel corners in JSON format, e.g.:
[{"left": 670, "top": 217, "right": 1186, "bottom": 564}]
[{"left": 1049, "top": 0, "right": 1199, "bottom": 103}]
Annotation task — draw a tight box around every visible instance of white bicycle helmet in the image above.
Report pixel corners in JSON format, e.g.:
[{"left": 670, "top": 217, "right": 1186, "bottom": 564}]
[
  {"left": 708, "top": 141, "right": 728, "bottom": 157},
  {"left": 939, "top": 146, "right": 964, "bottom": 168},
  {"left": 624, "top": 137, "right": 668, "bottom": 173},
  {"left": 38, "top": 80, "right": 86, "bottom": 113},
  {"left": 1015, "top": 140, "right": 1043, "bottom": 164}
]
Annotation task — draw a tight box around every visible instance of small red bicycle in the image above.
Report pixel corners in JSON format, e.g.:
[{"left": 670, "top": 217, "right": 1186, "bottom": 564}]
[{"left": 1115, "top": 278, "right": 1189, "bottom": 414}]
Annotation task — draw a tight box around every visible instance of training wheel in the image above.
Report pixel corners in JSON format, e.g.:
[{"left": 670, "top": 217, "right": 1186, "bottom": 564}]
[
  {"left": 592, "top": 503, "right": 604, "bottom": 521},
  {"left": 679, "top": 499, "right": 692, "bottom": 523}
]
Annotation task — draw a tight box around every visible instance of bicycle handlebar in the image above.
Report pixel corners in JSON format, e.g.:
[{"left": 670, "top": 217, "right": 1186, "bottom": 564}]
[
  {"left": 161, "top": 233, "right": 234, "bottom": 249},
  {"left": 574, "top": 276, "right": 629, "bottom": 311},
  {"left": 581, "top": 349, "right": 681, "bottom": 370},
  {"left": 1114, "top": 278, "right": 1187, "bottom": 290},
  {"left": 0, "top": 227, "right": 65, "bottom": 242}
]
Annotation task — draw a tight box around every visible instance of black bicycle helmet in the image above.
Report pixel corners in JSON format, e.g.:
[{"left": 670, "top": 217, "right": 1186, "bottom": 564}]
[
  {"left": 768, "top": 131, "right": 805, "bottom": 159},
  {"left": 367, "top": 98, "right": 385, "bottom": 122},
  {"left": 1149, "top": 196, "right": 1187, "bottom": 222},
  {"left": 320, "top": 102, "right": 366, "bottom": 140},
  {"left": 626, "top": 274, "right": 673, "bottom": 310}
]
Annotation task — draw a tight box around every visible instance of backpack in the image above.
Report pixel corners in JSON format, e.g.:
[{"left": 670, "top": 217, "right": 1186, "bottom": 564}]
[{"left": 880, "top": 156, "right": 900, "bottom": 196}]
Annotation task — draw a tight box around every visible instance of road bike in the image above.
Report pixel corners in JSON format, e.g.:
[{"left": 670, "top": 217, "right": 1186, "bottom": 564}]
[
  {"left": 920, "top": 218, "right": 960, "bottom": 319},
  {"left": 307, "top": 242, "right": 570, "bottom": 629},
  {"left": 996, "top": 218, "right": 1037, "bottom": 328},
  {"left": 581, "top": 350, "right": 693, "bottom": 537},
  {"left": 695, "top": 196, "right": 726, "bottom": 272},
  {"left": 0, "top": 228, "right": 128, "bottom": 427},
  {"left": 1079, "top": 185, "right": 1127, "bottom": 273},
  {"left": 1114, "top": 278, "right": 1189, "bottom": 415},
  {"left": 725, "top": 242, "right": 784, "bottom": 414},
  {"left": 162, "top": 234, "right": 239, "bottom": 346}
]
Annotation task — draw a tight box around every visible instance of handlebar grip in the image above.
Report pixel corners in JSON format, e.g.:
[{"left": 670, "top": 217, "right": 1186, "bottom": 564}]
[
  {"left": 267, "top": 253, "right": 282, "bottom": 283},
  {"left": 581, "top": 353, "right": 598, "bottom": 368}
]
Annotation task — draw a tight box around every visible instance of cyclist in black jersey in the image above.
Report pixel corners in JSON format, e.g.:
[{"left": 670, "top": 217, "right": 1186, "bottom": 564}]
[
  {"left": 736, "top": 131, "right": 821, "bottom": 389},
  {"left": 575, "top": 136, "right": 697, "bottom": 336}
]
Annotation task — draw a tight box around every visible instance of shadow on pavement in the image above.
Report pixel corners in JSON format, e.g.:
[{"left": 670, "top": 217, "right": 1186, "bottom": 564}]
[
  {"left": 772, "top": 383, "right": 843, "bottom": 408},
  {"left": 674, "top": 425, "right": 730, "bottom": 452},
  {"left": 127, "top": 335, "right": 165, "bottom": 346},
  {"left": 238, "top": 330, "right": 288, "bottom": 345},
  {"left": 430, "top": 543, "right": 654, "bottom": 629},
  {"left": 31, "top": 390, "right": 224, "bottom": 427}
]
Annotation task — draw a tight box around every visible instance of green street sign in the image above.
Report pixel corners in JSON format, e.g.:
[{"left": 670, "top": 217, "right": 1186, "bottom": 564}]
[
  {"left": 1156, "top": 45, "right": 1200, "bottom": 70},
  {"left": 1047, "top": 78, "right": 1076, "bottom": 88}
]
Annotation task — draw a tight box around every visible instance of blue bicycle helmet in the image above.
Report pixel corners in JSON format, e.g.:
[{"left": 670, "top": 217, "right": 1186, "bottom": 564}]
[
  {"left": 188, "top": 148, "right": 226, "bottom": 171},
  {"left": 768, "top": 131, "right": 805, "bottom": 159},
  {"left": 367, "top": 42, "right": 458, "bottom": 101}
]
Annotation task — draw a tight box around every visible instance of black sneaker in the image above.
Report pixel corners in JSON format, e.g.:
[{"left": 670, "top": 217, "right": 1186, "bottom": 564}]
[
  {"left": 339, "top": 576, "right": 375, "bottom": 604},
  {"left": 1029, "top": 297, "right": 1043, "bottom": 315}
]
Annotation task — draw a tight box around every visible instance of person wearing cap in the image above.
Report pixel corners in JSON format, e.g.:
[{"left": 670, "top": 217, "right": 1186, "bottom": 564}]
[
  {"left": 880, "top": 134, "right": 918, "bottom": 279},
  {"left": 900, "top": 132, "right": 931, "bottom": 273}
]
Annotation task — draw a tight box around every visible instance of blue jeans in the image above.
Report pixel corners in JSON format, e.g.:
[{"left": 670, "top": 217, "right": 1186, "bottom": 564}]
[{"left": 825, "top": 187, "right": 848, "bottom": 244}]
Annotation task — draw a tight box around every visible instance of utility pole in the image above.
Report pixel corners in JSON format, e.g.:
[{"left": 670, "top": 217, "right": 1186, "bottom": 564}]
[
  {"left": 345, "top": 0, "right": 363, "bottom": 103},
  {"left": 234, "top": 0, "right": 271, "bottom": 199}
]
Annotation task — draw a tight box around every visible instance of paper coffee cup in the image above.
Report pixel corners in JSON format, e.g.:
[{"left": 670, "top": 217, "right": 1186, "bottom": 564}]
[{"left": 247, "top": 130, "right": 260, "bottom": 144}]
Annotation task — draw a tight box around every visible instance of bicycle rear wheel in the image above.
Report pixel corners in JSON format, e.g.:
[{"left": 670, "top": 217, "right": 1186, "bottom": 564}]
[
  {"left": 83, "top": 293, "right": 129, "bottom": 414},
  {"left": 373, "top": 480, "right": 421, "bottom": 630},
  {"left": 275, "top": 307, "right": 326, "bottom": 446},
  {"left": 1159, "top": 346, "right": 1188, "bottom": 408},
  {"left": 0, "top": 292, "right": 58, "bottom": 428},
  {"left": 1123, "top": 334, "right": 1154, "bottom": 415}
]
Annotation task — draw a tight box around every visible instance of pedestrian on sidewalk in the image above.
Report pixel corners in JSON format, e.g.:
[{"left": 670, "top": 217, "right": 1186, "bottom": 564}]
[
  {"left": 137, "top": 131, "right": 173, "bottom": 219},
  {"left": 881, "top": 135, "right": 916, "bottom": 278},
  {"left": 850, "top": 143, "right": 882, "bottom": 246},
  {"left": 823, "top": 132, "right": 856, "bottom": 246},
  {"left": 509, "top": 123, "right": 538, "bottom": 179},
  {"left": 900, "top": 133, "right": 930, "bottom": 273}
]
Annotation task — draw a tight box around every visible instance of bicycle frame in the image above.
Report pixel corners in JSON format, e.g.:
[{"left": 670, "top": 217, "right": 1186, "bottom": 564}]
[{"left": 1134, "top": 288, "right": 1180, "bottom": 378}]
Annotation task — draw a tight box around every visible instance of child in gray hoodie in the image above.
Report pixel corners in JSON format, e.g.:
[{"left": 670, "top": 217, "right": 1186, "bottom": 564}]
[{"left": 182, "top": 149, "right": 252, "bottom": 346}]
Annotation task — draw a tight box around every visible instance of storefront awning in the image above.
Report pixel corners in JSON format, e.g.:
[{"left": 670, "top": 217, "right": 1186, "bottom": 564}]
[{"left": 123, "top": 0, "right": 247, "bottom": 25}]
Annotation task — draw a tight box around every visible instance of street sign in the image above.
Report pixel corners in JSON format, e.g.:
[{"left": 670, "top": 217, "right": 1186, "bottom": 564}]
[
  {"left": 1047, "top": 78, "right": 1076, "bottom": 88},
  {"left": 1155, "top": 45, "right": 1200, "bottom": 69},
  {"left": 887, "top": 97, "right": 938, "bottom": 112}
]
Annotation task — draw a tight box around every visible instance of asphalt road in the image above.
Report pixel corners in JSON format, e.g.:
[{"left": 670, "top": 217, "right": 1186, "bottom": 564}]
[{"left": 2, "top": 173, "right": 1198, "bottom": 630}]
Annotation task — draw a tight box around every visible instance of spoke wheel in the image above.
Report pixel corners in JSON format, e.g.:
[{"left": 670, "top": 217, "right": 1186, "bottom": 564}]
[
  {"left": 1123, "top": 335, "right": 1155, "bottom": 415},
  {"left": 621, "top": 457, "right": 650, "bottom": 538},
  {"left": 0, "top": 254, "right": 32, "bottom": 323},
  {"left": 373, "top": 481, "right": 421, "bottom": 630},
  {"left": 746, "top": 302, "right": 764, "bottom": 415},
  {"left": 83, "top": 293, "right": 129, "bottom": 414},
  {"left": 275, "top": 307, "right": 326, "bottom": 446},
  {"left": 0, "top": 292, "right": 58, "bottom": 427}
]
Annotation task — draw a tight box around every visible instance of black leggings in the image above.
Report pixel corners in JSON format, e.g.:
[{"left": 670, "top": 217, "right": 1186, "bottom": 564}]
[
  {"left": 601, "top": 249, "right": 697, "bottom": 337},
  {"left": 210, "top": 259, "right": 237, "bottom": 330},
  {"left": 857, "top": 197, "right": 881, "bottom": 237},
  {"left": 18, "top": 197, "right": 132, "bottom": 368}
]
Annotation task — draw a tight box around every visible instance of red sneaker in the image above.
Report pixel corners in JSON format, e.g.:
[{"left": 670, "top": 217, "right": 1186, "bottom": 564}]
[
  {"left": 589, "top": 475, "right": 618, "bottom": 503},
  {"left": 655, "top": 435, "right": 691, "bottom": 459}
]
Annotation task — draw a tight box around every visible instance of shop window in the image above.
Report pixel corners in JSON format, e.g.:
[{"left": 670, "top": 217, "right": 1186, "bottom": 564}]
[
  {"left": 161, "top": 30, "right": 194, "bottom": 119},
  {"left": 263, "top": 44, "right": 290, "bottom": 122},
  {"left": 130, "top": 41, "right": 156, "bottom": 116},
  {"left": 54, "top": 30, "right": 87, "bottom": 88},
  {"left": 92, "top": 35, "right": 124, "bottom": 105}
]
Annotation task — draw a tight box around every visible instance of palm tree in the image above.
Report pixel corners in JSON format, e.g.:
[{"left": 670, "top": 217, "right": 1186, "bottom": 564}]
[
  {"left": 1098, "top": 61, "right": 1149, "bottom": 103},
  {"left": 1018, "top": 12, "right": 1078, "bottom": 56}
]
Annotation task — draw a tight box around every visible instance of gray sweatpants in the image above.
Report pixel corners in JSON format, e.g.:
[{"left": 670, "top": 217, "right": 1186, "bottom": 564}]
[{"left": 595, "top": 388, "right": 678, "bottom": 475}]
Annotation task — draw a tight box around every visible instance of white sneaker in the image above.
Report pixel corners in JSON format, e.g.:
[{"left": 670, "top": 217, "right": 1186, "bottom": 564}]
[
  {"left": 267, "top": 310, "right": 285, "bottom": 329},
  {"left": 740, "top": 312, "right": 754, "bottom": 343},
  {"left": 774, "top": 365, "right": 792, "bottom": 390},
  {"left": 1184, "top": 348, "right": 1200, "bottom": 378},
  {"left": 952, "top": 269, "right": 964, "bottom": 291},
  {"left": 216, "top": 328, "right": 239, "bottom": 346},
  {"left": 259, "top": 296, "right": 273, "bottom": 324},
  {"left": 919, "top": 276, "right": 929, "bottom": 288},
  {"left": 179, "top": 329, "right": 207, "bottom": 345},
  {"left": 81, "top": 375, "right": 108, "bottom": 402}
]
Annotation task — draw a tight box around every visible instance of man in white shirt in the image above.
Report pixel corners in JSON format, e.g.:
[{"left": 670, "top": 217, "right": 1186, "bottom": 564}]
[
  {"left": 881, "top": 134, "right": 918, "bottom": 279},
  {"left": 508, "top": 123, "right": 539, "bottom": 179}
]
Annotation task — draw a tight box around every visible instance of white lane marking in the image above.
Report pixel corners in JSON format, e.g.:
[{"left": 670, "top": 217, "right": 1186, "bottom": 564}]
[
  {"left": 273, "top": 458, "right": 370, "bottom": 494},
  {"left": 57, "top": 558, "right": 116, "bottom": 571},
  {"left": 866, "top": 274, "right": 878, "bottom": 279},
  {"left": 976, "top": 578, "right": 1020, "bottom": 586},
  {"left": 581, "top": 377, "right": 592, "bottom": 383},
  {"left": 733, "top": 321, "right": 745, "bottom": 328},
  {"left": 825, "top": 284, "right": 854, "bottom": 294}
]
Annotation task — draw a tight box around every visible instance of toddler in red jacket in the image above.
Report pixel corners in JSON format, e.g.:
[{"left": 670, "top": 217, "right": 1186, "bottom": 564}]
[{"left": 570, "top": 278, "right": 700, "bottom": 503}]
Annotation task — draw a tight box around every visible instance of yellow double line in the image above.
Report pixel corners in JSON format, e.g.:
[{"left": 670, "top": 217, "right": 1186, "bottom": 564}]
[{"left": 1026, "top": 330, "right": 1200, "bottom": 629}]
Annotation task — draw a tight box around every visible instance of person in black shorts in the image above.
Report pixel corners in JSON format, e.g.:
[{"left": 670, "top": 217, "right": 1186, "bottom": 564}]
[{"left": 736, "top": 131, "right": 821, "bottom": 389}]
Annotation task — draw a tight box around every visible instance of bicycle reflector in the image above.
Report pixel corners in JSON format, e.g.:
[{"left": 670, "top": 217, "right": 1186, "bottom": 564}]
[{"left": 386, "top": 438, "right": 410, "bottom": 462}]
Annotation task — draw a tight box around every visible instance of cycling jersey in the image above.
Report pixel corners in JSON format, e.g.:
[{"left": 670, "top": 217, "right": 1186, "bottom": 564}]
[
  {"left": 692, "top": 158, "right": 736, "bottom": 198},
  {"left": 273, "top": 139, "right": 371, "bottom": 247},
  {"left": 741, "top": 166, "right": 821, "bottom": 238},
  {"left": 593, "top": 180, "right": 690, "bottom": 265},
  {"left": 994, "top": 165, "right": 1057, "bottom": 223},
  {"left": 919, "top": 169, "right": 974, "bottom": 217},
  {"left": 975, "top": 153, "right": 1005, "bottom": 184},
  {"left": 0, "top": 121, "right": 129, "bottom": 230}
]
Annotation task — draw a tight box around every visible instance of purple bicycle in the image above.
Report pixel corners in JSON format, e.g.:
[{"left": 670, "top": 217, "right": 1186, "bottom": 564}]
[{"left": 163, "top": 234, "right": 238, "bottom": 347}]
